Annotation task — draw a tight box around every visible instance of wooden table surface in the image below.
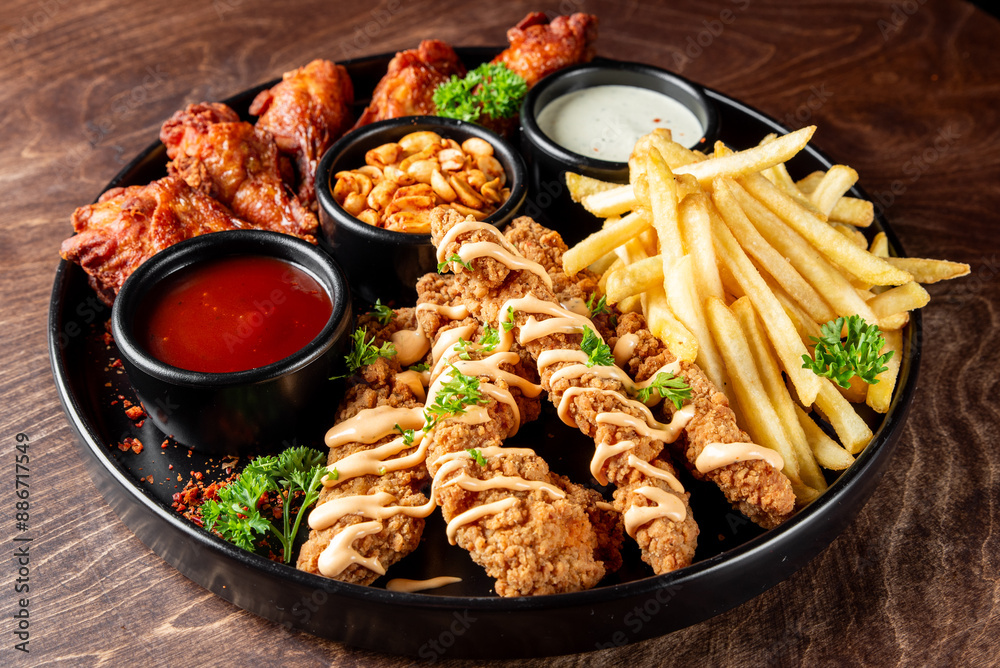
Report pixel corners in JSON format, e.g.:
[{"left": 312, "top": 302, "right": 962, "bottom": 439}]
[{"left": 4, "top": 0, "right": 998, "bottom": 665}]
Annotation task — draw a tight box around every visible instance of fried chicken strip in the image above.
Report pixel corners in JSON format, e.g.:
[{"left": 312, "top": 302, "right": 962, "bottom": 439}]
[
  {"left": 492, "top": 12, "right": 598, "bottom": 87},
  {"left": 59, "top": 176, "right": 246, "bottom": 304},
  {"left": 504, "top": 217, "right": 795, "bottom": 529},
  {"left": 160, "top": 102, "right": 319, "bottom": 243},
  {"left": 416, "top": 274, "right": 624, "bottom": 585},
  {"left": 354, "top": 39, "right": 465, "bottom": 129},
  {"left": 250, "top": 59, "right": 355, "bottom": 208},
  {"left": 297, "top": 309, "right": 430, "bottom": 584},
  {"left": 431, "top": 211, "right": 698, "bottom": 574}
]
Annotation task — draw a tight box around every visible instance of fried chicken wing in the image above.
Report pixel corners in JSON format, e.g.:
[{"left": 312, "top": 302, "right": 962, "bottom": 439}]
[
  {"left": 250, "top": 59, "right": 354, "bottom": 208},
  {"left": 354, "top": 39, "right": 465, "bottom": 128},
  {"left": 160, "top": 102, "right": 319, "bottom": 242},
  {"left": 492, "top": 12, "right": 598, "bottom": 87},
  {"left": 59, "top": 176, "right": 245, "bottom": 304}
]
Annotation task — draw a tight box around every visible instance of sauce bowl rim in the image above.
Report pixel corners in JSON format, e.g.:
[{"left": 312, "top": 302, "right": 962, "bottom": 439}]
[
  {"left": 520, "top": 59, "right": 721, "bottom": 171},
  {"left": 111, "top": 229, "right": 351, "bottom": 387},
  {"left": 315, "top": 114, "right": 528, "bottom": 246}
]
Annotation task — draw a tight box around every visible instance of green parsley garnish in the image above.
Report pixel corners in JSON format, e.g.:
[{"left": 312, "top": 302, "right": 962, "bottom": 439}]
[
  {"left": 409, "top": 362, "right": 430, "bottom": 372},
  {"left": 433, "top": 63, "right": 528, "bottom": 124},
  {"left": 437, "top": 253, "right": 473, "bottom": 273},
  {"left": 368, "top": 299, "right": 394, "bottom": 326},
  {"left": 581, "top": 327, "right": 614, "bottom": 367},
  {"left": 339, "top": 327, "right": 396, "bottom": 377},
  {"left": 801, "top": 315, "right": 893, "bottom": 388},
  {"left": 378, "top": 466, "right": 387, "bottom": 475},
  {"left": 587, "top": 293, "right": 609, "bottom": 318},
  {"left": 395, "top": 424, "right": 416, "bottom": 444},
  {"left": 478, "top": 324, "right": 501, "bottom": 352},
  {"left": 466, "top": 448, "right": 487, "bottom": 467},
  {"left": 329, "top": 468, "right": 340, "bottom": 481},
  {"left": 200, "top": 446, "right": 327, "bottom": 564},
  {"left": 500, "top": 306, "right": 515, "bottom": 332},
  {"left": 454, "top": 337, "right": 475, "bottom": 361},
  {"left": 635, "top": 372, "right": 693, "bottom": 408},
  {"left": 423, "top": 365, "right": 490, "bottom": 429}
]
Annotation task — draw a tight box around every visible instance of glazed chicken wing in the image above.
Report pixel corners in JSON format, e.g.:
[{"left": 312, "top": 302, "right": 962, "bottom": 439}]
[
  {"left": 59, "top": 176, "right": 245, "bottom": 304},
  {"left": 250, "top": 59, "right": 355, "bottom": 208},
  {"left": 160, "top": 102, "right": 319, "bottom": 242},
  {"left": 354, "top": 39, "right": 465, "bottom": 128},
  {"left": 492, "top": 12, "right": 598, "bottom": 87}
]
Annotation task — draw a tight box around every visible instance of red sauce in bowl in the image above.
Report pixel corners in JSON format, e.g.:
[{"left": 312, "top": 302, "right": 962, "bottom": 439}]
[{"left": 136, "top": 255, "right": 333, "bottom": 373}]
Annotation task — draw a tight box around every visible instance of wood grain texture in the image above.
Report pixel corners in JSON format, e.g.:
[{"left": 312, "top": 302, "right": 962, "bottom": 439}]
[{"left": 2, "top": 0, "right": 999, "bottom": 665}]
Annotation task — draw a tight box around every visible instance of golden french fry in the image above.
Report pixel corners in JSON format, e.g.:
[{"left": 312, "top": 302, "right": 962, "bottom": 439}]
[
  {"left": 867, "top": 328, "right": 903, "bottom": 413},
  {"left": 808, "top": 165, "right": 858, "bottom": 216},
  {"left": 813, "top": 378, "right": 873, "bottom": 454},
  {"left": 565, "top": 172, "right": 620, "bottom": 202},
  {"left": 794, "top": 404, "right": 855, "bottom": 470},
  {"left": 666, "top": 256, "right": 730, "bottom": 395},
  {"left": 579, "top": 185, "right": 638, "bottom": 217},
  {"left": 705, "top": 297, "right": 800, "bottom": 482},
  {"left": 869, "top": 282, "right": 931, "bottom": 320},
  {"left": 588, "top": 250, "right": 621, "bottom": 276},
  {"left": 829, "top": 197, "right": 874, "bottom": 227},
  {"left": 617, "top": 294, "right": 643, "bottom": 314},
  {"left": 836, "top": 375, "right": 868, "bottom": 404},
  {"left": 869, "top": 231, "right": 889, "bottom": 257},
  {"left": 731, "top": 297, "right": 826, "bottom": 491},
  {"left": 795, "top": 171, "right": 825, "bottom": 193},
  {"left": 740, "top": 173, "right": 913, "bottom": 286},
  {"left": 597, "top": 257, "right": 624, "bottom": 294},
  {"left": 710, "top": 205, "right": 822, "bottom": 405},
  {"left": 679, "top": 193, "right": 725, "bottom": 303},
  {"left": 604, "top": 255, "right": 663, "bottom": 304},
  {"left": 763, "top": 161, "right": 827, "bottom": 219},
  {"left": 563, "top": 210, "right": 651, "bottom": 275},
  {"left": 571, "top": 127, "right": 817, "bottom": 216},
  {"left": 879, "top": 311, "right": 910, "bottom": 330},
  {"left": 884, "top": 256, "right": 971, "bottom": 284},
  {"left": 713, "top": 178, "right": 837, "bottom": 324},
  {"left": 632, "top": 128, "right": 704, "bottom": 169},
  {"left": 642, "top": 148, "right": 685, "bottom": 265},
  {"left": 643, "top": 285, "right": 698, "bottom": 363},
  {"left": 726, "top": 179, "right": 882, "bottom": 324},
  {"left": 831, "top": 222, "right": 868, "bottom": 249}
]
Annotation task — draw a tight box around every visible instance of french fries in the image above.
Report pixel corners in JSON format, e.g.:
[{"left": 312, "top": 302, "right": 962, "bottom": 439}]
[{"left": 560, "top": 125, "right": 967, "bottom": 507}]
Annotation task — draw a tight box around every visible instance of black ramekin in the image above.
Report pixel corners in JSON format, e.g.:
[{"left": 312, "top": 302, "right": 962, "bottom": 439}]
[
  {"left": 315, "top": 115, "right": 527, "bottom": 306},
  {"left": 519, "top": 60, "right": 720, "bottom": 244},
  {"left": 111, "top": 230, "right": 352, "bottom": 454}
]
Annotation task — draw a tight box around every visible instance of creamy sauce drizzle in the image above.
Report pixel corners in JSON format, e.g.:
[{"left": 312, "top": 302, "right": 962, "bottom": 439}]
[
  {"left": 627, "top": 454, "right": 685, "bottom": 493},
  {"left": 457, "top": 242, "right": 553, "bottom": 289},
  {"left": 395, "top": 369, "right": 426, "bottom": 401},
  {"left": 561, "top": 297, "right": 590, "bottom": 316},
  {"left": 390, "top": 328, "right": 431, "bottom": 366},
  {"left": 590, "top": 441, "right": 636, "bottom": 485},
  {"left": 317, "top": 520, "right": 386, "bottom": 577},
  {"left": 613, "top": 333, "right": 639, "bottom": 367},
  {"left": 385, "top": 576, "right": 463, "bottom": 593},
  {"left": 445, "top": 497, "right": 519, "bottom": 545},
  {"left": 415, "top": 302, "right": 471, "bottom": 320},
  {"left": 694, "top": 442, "right": 784, "bottom": 474},
  {"left": 623, "top": 486, "right": 688, "bottom": 538}
]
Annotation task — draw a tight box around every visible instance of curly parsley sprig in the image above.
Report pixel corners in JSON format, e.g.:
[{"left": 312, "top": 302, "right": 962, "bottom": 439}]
[
  {"left": 433, "top": 63, "right": 528, "bottom": 124},
  {"left": 334, "top": 326, "right": 397, "bottom": 378},
  {"left": 367, "top": 299, "right": 395, "bottom": 326},
  {"left": 423, "top": 365, "right": 490, "bottom": 430},
  {"left": 801, "top": 315, "right": 893, "bottom": 388},
  {"left": 200, "top": 446, "right": 327, "bottom": 563},
  {"left": 437, "top": 253, "right": 473, "bottom": 273},
  {"left": 581, "top": 327, "right": 615, "bottom": 367},
  {"left": 635, "top": 372, "right": 692, "bottom": 409}
]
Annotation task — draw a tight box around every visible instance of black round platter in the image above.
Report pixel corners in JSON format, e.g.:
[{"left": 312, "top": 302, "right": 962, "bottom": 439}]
[{"left": 48, "top": 47, "right": 919, "bottom": 659}]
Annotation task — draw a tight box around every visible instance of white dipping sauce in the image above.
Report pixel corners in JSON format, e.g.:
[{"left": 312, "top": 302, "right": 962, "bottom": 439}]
[{"left": 536, "top": 84, "right": 705, "bottom": 162}]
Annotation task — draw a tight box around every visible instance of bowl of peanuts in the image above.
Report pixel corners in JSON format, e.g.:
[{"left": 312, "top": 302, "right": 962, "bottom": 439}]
[{"left": 315, "top": 116, "right": 527, "bottom": 305}]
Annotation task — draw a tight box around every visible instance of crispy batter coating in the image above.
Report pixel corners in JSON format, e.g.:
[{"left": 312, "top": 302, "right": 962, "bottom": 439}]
[
  {"left": 616, "top": 313, "right": 796, "bottom": 529},
  {"left": 415, "top": 278, "right": 615, "bottom": 595},
  {"left": 354, "top": 40, "right": 465, "bottom": 128},
  {"left": 492, "top": 12, "right": 598, "bottom": 87},
  {"left": 250, "top": 59, "right": 354, "bottom": 208},
  {"left": 160, "top": 102, "right": 319, "bottom": 242},
  {"left": 59, "top": 176, "right": 245, "bottom": 304},
  {"left": 430, "top": 211, "right": 698, "bottom": 575},
  {"left": 296, "top": 309, "right": 429, "bottom": 584}
]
